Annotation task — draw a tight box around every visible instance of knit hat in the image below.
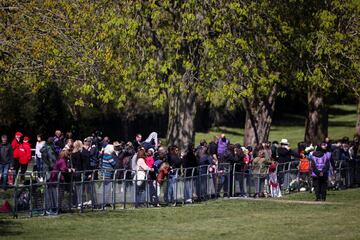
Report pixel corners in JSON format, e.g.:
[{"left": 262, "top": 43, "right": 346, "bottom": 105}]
[{"left": 23, "top": 136, "right": 30, "bottom": 141}]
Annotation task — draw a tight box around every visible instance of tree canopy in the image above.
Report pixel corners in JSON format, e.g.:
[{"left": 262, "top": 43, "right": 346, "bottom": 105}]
[{"left": 1, "top": 0, "right": 359, "bottom": 144}]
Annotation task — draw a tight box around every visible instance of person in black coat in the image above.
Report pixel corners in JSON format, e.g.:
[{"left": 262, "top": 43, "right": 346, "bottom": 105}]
[
  {"left": 166, "top": 146, "right": 182, "bottom": 204},
  {"left": 183, "top": 144, "right": 198, "bottom": 176},
  {"left": 0, "top": 135, "right": 13, "bottom": 190},
  {"left": 217, "top": 144, "right": 236, "bottom": 197},
  {"left": 182, "top": 144, "right": 198, "bottom": 203},
  {"left": 277, "top": 139, "right": 299, "bottom": 188},
  {"left": 133, "top": 134, "right": 142, "bottom": 151}
]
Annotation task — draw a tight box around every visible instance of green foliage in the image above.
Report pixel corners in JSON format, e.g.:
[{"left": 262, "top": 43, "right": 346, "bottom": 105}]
[
  {"left": 0, "top": 0, "right": 359, "bottom": 136},
  {"left": 273, "top": 0, "right": 360, "bottom": 94}
]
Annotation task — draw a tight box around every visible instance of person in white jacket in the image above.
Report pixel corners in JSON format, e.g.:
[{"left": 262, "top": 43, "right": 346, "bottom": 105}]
[{"left": 35, "top": 134, "right": 46, "bottom": 181}]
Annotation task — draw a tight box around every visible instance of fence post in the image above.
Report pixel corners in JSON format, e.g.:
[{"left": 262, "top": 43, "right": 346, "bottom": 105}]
[
  {"left": 80, "top": 171, "right": 84, "bottom": 213},
  {"left": 112, "top": 170, "right": 117, "bottom": 210},
  {"left": 207, "top": 165, "right": 212, "bottom": 199},
  {"left": 191, "top": 167, "right": 196, "bottom": 202},
  {"left": 29, "top": 174, "right": 33, "bottom": 217},
  {"left": 227, "top": 164, "right": 230, "bottom": 198},
  {"left": 134, "top": 170, "right": 138, "bottom": 208},
  {"left": 56, "top": 171, "right": 61, "bottom": 215},
  {"left": 90, "top": 170, "right": 95, "bottom": 211},
  {"left": 145, "top": 170, "right": 149, "bottom": 208},
  {"left": 123, "top": 170, "right": 127, "bottom": 209},
  {"left": 43, "top": 172, "right": 47, "bottom": 215},
  {"left": 233, "top": 164, "right": 237, "bottom": 197}
]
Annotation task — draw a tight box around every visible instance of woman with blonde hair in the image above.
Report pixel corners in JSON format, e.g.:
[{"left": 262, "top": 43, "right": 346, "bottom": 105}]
[
  {"left": 70, "top": 140, "right": 85, "bottom": 207},
  {"left": 71, "top": 140, "right": 84, "bottom": 171}
]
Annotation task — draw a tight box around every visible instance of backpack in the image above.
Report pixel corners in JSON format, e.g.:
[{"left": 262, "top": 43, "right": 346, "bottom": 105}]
[
  {"left": 299, "top": 157, "right": 310, "bottom": 173},
  {"left": 40, "top": 145, "right": 55, "bottom": 168}
]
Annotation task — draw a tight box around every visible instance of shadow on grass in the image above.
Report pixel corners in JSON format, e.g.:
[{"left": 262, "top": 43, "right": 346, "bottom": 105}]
[
  {"left": 328, "top": 121, "right": 356, "bottom": 127},
  {"left": 328, "top": 106, "right": 356, "bottom": 115},
  {"left": 212, "top": 127, "right": 244, "bottom": 137},
  {"left": 0, "top": 219, "right": 23, "bottom": 237},
  {"left": 273, "top": 113, "right": 305, "bottom": 126}
]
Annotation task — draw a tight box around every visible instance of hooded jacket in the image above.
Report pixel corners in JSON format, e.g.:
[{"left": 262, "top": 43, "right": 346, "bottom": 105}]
[
  {"left": 311, "top": 150, "right": 330, "bottom": 177},
  {"left": 277, "top": 147, "right": 292, "bottom": 163},
  {"left": 19, "top": 142, "right": 32, "bottom": 165},
  {"left": 11, "top": 139, "right": 21, "bottom": 159}
]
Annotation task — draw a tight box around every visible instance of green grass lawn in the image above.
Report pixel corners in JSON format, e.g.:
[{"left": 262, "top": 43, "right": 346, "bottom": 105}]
[
  {"left": 1, "top": 189, "right": 360, "bottom": 240},
  {"left": 196, "top": 104, "right": 357, "bottom": 146}
]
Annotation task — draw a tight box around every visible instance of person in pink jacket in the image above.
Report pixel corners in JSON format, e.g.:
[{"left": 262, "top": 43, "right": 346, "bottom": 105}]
[{"left": 145, "top": 148, "right": 155, "bottom": 168}]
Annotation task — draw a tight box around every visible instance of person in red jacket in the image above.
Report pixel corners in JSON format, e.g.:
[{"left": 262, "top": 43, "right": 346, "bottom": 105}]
[
  {"left": 19, "top": 136, "right": 32, "bottom": 183},
  {"left": 11, "top": 132, "right": 22, "bottom": 176}
]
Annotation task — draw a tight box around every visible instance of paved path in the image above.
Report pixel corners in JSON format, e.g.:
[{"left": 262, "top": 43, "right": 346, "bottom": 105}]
[{"left": 227, "top": 197, "right": 339, "bottom": 205}]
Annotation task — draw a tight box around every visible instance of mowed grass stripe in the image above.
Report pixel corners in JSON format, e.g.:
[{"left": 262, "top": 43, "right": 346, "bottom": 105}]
[{"left": 1, "top": 189, "right": 360, "bottom": 240}]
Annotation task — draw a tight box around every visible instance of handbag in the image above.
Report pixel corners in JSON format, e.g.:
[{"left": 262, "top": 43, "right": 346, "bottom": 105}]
[{"left": 134, "top": 170, "right": 146, "bottom": 187}]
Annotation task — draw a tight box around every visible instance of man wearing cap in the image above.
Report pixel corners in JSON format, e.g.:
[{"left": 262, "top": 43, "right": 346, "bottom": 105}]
[
  {"left": 277, "top": 139, "right": 298, "bottom": 191},
  {"left": 11, "top": 132, "right": 22, "bottom": 176}
]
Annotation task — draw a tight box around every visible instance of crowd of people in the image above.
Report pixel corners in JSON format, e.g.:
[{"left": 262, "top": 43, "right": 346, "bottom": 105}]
[{"left": 1, "top": 129, "right": 360, "bottom": 206}]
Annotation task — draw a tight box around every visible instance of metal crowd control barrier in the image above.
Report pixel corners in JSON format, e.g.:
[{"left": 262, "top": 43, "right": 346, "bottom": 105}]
[{"left": 2, "top": 160, "right": 360, "bottom": 218}]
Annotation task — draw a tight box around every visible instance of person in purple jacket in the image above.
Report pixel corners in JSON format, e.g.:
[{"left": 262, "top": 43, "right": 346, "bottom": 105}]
[
  {"left": 217, "top": 134, "right": 229, "bottom": 160},
  {"left": 47, "top": 150, "right": 73, "bottom": 214},
  {"left": 311, "top": 146, "right": 330, "bottom": 201}
]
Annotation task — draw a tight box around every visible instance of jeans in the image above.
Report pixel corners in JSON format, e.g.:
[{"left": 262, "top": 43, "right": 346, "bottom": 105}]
[
  {"left": 216, "top": 174, "right": 228, "bottom": 196},
  {"left": 237, "top": 172, "right": 249, "bottom": 196},
  {"left": 199, "top": 174, "right": 208, "bottom": 199},
  {"left": 149, "top": 181, "right": 157, "bottom": 203},
  {"left": 36, "top": 156, "right": 44, "bottom": 177},
  {"left": 167, "top": 175, "right": 177, "bottom": 203},
  {"left": 255, "top": 175, "right": 266, "bottom": 194},
  {"left": 46, "top": 185, "right": 58, "bottom": 210},
  {"left": 184, "top": 178, "right": 193, "bottom": 201},
  {"left": 0, "top": 164, "right": 9, "bottom": 189}
]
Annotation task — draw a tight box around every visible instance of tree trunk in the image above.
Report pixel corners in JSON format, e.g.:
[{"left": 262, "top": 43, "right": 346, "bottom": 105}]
[
  {"left": 243, "top": 85, "right": 277, "bottom": 146},
  {"left": 304, "top": 87, "right": 328, "bottom": 145},
  {"left": 356, "top": 97, "right": 360, "bottom": 137},
  {"left": 166, "top": 89, "right": 196, "bottom": 149},
  {"left": 165, "top": 38, "right": 200, "bottom": 149}
]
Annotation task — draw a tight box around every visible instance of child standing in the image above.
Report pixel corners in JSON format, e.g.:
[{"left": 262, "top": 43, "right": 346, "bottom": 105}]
[
  {"left": 268, "top": 159, "right": 282, "bottom": 198},
  {"left": 19, "top": 136, "right": 32, "bottom": 184}
]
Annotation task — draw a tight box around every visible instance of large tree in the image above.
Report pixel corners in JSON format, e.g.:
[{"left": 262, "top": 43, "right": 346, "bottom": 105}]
[
  {"left": 274, "top": 0, "right": 360, "bottom": 144},
  {"left": 128, "top": 1, "right": 219, "bottom": 148},
  {"left": 1, "top": 1, "right": 153, "bottom": 136},
  {"left": 203, "top": 1, "right": 286, "bottom": 146}
]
